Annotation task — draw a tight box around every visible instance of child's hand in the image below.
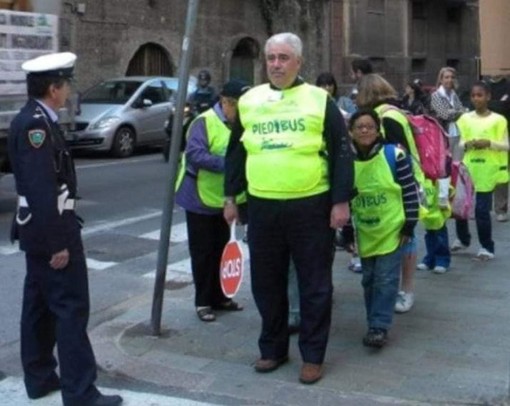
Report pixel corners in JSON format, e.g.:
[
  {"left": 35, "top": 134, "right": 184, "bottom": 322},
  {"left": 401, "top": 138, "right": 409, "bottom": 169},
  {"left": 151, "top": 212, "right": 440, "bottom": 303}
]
[
  {"left": 472, "top": 139, "right": 491, "bottom": 149},
  {"left": 465, "top": 140, "right": 475, "bottom": 150}
]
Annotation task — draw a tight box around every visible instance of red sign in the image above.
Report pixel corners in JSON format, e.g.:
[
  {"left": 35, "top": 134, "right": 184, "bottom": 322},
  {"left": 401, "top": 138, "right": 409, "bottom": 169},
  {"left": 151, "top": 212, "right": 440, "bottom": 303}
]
[{"left": 220, "top": 240, "right": 244, "bottom": 298}]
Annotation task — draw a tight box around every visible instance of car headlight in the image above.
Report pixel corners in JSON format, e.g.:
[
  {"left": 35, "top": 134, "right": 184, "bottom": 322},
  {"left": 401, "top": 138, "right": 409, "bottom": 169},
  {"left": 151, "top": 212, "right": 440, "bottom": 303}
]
[{"left": 92, "top": 117, "right": 121, "bottom": 130}]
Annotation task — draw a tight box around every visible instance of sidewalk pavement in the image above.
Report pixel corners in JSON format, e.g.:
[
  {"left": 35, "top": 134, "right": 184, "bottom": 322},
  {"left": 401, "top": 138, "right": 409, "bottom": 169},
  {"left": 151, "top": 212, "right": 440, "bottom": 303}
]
[{"left": 90, "top": 220, "right": 510, "bottom": 406}]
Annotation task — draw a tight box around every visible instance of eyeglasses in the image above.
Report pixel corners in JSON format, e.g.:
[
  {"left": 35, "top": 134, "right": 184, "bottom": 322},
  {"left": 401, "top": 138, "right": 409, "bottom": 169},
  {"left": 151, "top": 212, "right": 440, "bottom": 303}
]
[{"left": 353, "top": 124, "right": 377, "bottom": 131}]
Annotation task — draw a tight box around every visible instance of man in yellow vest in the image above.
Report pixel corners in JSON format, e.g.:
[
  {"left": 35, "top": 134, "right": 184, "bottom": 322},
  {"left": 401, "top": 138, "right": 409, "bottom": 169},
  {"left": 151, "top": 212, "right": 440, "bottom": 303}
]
[
  {"left": 176, "top": 79, "right": 249, "bottom": 322},
  {"left": 224, "top": 32, "right": 354, "bottom": 384}
]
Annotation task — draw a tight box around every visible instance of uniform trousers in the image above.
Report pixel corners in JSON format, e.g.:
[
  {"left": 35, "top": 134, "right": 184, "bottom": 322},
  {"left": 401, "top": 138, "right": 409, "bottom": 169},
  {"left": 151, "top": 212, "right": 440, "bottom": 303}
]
[
  {"left": 185, "top": 211, "right": 230, "bottom": 307},
  {"left": 22, "top": 243, "right": 99, "bottom": 406},
  {"left": 247, "top": 192, "right": 335, "bottom": 364}
]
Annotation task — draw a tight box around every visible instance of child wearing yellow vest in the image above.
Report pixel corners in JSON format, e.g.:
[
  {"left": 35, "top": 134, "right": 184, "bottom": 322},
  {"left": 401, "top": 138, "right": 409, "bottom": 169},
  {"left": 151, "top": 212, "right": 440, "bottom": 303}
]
[
  {"left": 416, "top": 179, "right": 452, "bottom": 273},
  {"left": 344, "top": 110, "right": 419, "bottom": 348},
  {"left": 452, "top": 82, "right": 509, "bottom": 260}
]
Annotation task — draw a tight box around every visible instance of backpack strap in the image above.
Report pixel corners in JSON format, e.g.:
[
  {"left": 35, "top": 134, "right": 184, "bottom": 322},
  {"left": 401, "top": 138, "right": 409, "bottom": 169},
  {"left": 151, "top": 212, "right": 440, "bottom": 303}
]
[
  {"left": 383, "top": 143, "right": 412, "bottom": 182},
  {"left": 383, "top": 144, "right": 398, "bottom": 181}
]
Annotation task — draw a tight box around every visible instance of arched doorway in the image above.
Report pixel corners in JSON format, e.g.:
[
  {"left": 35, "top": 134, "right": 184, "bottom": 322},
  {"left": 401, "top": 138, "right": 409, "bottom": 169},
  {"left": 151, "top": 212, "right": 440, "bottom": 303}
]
[
  {"left": 126, "top": 43, "right": 174, "bottom": 76},
  {"left": 230, "top": 37, "right": 260, "bottom": 84}
]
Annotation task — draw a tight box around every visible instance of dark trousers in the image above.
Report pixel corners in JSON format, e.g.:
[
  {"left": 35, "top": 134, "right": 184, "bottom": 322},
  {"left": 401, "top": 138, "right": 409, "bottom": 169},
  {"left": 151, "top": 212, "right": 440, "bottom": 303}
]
[
  {"left": 22, "top": 246, "right": 99, "bottom": 406},
  {"left": 456, "top": 191, "right": 494, "bottom": 253},
  {"left": 248, "top": 192, "right": 334, "bottom": 364},
  {"left": 185, "top": 211, "right": 230, "bottom": 307}
]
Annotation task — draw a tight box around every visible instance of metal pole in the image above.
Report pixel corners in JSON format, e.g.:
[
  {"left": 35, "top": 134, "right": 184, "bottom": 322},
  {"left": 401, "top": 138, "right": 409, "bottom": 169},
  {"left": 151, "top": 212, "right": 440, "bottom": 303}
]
[{"left": 151, "top": 0, "right": 201, "bottom": 336}]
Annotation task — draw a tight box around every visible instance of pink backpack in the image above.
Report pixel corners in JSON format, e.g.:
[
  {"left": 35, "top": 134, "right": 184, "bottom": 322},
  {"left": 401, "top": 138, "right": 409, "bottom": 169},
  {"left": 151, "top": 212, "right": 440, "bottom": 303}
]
[
  {"left": 406, "top": 114, "right": 449, "bottom": 180},
  {"left": 381, "top": 106, "right": 450, "bottom": 180},
  {"left": 450, "top": 161, "right": 475, "bottom": 220}
]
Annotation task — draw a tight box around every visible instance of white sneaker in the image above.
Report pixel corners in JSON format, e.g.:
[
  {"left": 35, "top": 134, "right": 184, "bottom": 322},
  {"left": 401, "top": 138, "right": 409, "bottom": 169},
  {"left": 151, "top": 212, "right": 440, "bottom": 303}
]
[
  {"left": 476, "top": 248, "right": 494, "bottom": 261},
  {"left": 348, "top": 256, "right": 362, "bottom": 273},
  {"left": 395, "top": 291, "right": 414, "bottom": 313},
  {"left": 451, "top": 239, "right": 468, "bottom": 252},
  {"left": 416, "top": 263, "right": 430, "bottom": 271},
  {"left": 496, "top": 213, "right": 508, "bottom": 222},
  {"left": 433, "top": 266, "right": 448, "bottom": 274}
]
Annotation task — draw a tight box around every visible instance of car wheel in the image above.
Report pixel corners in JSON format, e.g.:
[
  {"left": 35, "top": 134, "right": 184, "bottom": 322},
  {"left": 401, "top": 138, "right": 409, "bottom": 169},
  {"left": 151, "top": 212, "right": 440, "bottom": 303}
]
[{"left": 112, "top": 126, "right": 135, "bottom": 158}]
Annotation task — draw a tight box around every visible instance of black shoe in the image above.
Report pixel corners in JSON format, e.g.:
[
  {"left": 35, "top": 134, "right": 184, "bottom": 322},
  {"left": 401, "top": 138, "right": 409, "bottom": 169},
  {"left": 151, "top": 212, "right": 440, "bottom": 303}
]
[
  {"left": 362, "top": 328, "right": 388, "bottom": 348},
  {"left": 86, "top": 393, "right": 123, "bottom": 406},
  {"left": 27, "top": 380, "right": 60, "bottom": 399}
]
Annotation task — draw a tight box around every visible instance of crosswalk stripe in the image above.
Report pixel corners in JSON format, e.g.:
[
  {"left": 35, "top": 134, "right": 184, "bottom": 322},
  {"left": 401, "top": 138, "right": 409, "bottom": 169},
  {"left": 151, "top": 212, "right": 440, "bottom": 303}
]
[
  {"left": 0, "top": 246, "right": 19, "bottom": 255},
  {"left": 140, "top": 222, "right": 188, "bottom": 243},
  {"left": 0, "top": 376, "right": 216, "bottom": 406},
  {"left": 86, "top": 258, "right": 118, "bottom": 271},
  {"left": 142, "top": 258, "right": 192, "bottom": 281},
  {"left": 142, "top": 244, "right": 250, "bottom": 282},
  {"left": 82, "top": 210, "right": 162, "bottom": 237}
]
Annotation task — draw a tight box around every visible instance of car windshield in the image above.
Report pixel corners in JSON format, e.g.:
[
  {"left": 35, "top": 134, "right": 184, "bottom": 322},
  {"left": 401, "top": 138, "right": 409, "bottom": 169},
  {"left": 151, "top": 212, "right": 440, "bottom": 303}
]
[{"left": 81, "top": 80, "right": 143, "bottom": 104}]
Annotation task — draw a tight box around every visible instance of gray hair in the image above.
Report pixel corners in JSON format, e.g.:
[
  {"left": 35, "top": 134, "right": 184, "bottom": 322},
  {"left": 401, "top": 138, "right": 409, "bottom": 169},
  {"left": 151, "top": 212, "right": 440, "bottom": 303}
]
[{"left": 265, "top": 32, "right": 303, "bottom": 57}]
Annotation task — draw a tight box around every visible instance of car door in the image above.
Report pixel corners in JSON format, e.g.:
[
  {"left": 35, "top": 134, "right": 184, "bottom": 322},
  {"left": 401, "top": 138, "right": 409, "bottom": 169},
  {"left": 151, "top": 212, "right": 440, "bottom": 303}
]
[{"left": 133, "top": 80, "right": 172, "bottom": 143}]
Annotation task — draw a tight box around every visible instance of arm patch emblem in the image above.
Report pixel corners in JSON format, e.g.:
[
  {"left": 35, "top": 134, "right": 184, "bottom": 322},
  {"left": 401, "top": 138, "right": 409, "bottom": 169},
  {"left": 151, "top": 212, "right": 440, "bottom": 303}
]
[{"left": 28, "top": 129, "right": 46, "bottom": 148}]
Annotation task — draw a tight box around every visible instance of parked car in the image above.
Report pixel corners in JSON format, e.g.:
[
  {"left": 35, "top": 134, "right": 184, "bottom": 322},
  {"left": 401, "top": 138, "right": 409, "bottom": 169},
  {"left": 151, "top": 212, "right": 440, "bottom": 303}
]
[{"left": 67, "top": 76, "right": 196, "bottom": 157}]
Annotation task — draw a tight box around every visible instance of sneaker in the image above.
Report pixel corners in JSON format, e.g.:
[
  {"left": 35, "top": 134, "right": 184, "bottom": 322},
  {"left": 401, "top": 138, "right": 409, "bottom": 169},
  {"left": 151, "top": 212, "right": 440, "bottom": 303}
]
[
  {"left": 416, "top": 263, "right": 430, "bottom": 271},
  {"left": 496, "top": 213, "right": 508, "bottom": 222},
  {"left": 476, "top": 248, "right": 494, "bottom": 261},
  {"left": 433, "top": 265, "right": 448, "bottom": 274},
  {"left": 395, "top": 291, "right": 414, "bottom": 313},
  {"left": 362, "top": 328, "right": 388, "bottom": 348},
  {"left": 451, "top": 239, "right": 469, "bottom": 252},
  {"left": 348, "top": 256, "right": 362, "bottom": 273}
]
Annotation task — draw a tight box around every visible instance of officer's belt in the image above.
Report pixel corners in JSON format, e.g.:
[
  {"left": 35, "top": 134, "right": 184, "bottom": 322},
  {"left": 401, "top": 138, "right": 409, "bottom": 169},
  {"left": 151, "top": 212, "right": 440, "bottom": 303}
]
[{"left": 18, "top": 195, "right": 76, "bottom": 211}]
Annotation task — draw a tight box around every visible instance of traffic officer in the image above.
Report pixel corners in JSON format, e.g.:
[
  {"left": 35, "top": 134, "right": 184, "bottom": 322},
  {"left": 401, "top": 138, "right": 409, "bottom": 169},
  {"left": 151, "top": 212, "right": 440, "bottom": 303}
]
[
  {"left": 8, "top": 53, "right": 122, "bottom": 406},
  {"left": 176, "top": 79, "right": 249, "bottom": 322},
  {"left": 224, "top": 32, "right": 354, "bottom": 384}
]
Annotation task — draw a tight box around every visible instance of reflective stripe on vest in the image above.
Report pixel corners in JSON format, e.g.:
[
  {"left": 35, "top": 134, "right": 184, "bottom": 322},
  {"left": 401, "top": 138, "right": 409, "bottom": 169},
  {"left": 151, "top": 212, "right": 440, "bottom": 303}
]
[
  {"left": 353, "top": 148, "right": 405, "bottom": 257},
  {"left": 239, "top": 83, "right": 329, "bottom": 199}
]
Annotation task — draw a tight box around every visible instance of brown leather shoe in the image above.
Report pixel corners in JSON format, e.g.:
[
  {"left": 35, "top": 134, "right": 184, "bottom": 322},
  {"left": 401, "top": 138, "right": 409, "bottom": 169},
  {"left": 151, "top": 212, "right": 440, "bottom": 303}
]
[
  {"left": 299, "top": 362, "right": 323, "bottom": 384},
  {"left": 254, "top": 356, "right": 288, "bottom": 373}
]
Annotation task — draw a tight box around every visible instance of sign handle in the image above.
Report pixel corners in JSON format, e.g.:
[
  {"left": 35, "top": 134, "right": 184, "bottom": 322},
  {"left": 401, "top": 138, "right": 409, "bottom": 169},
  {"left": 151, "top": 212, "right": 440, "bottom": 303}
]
[{"left": 229, "top": 219, "right": 236, "bottom": 242}]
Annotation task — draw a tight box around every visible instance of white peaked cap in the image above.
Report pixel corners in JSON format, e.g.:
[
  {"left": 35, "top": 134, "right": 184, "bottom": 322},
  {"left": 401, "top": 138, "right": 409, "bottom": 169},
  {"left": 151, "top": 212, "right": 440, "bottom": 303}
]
[{"left": 22, "top": 52, "right": 77, "bottom": 77}]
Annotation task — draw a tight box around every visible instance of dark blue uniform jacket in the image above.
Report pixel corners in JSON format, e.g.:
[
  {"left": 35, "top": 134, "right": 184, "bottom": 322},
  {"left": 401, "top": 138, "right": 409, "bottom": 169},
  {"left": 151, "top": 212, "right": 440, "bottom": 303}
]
[{"left": 8, "top": 99, "right": 80, "bottom": 256}]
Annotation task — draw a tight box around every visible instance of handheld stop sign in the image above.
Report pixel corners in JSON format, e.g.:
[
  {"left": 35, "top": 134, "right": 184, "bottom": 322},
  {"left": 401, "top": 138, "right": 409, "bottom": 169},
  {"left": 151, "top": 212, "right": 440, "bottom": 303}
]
[{"left": 220, "top": 220, "right": 244, "bottom": 298}]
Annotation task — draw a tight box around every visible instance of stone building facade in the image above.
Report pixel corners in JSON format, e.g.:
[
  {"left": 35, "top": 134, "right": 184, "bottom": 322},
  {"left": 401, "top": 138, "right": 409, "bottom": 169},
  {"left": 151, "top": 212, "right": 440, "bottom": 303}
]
[
  {"left": 57, "top": 0, "right": 479, "bottom": 95},
  {"left": 331, "top": 0, "right": 479, "bottom": 93}
]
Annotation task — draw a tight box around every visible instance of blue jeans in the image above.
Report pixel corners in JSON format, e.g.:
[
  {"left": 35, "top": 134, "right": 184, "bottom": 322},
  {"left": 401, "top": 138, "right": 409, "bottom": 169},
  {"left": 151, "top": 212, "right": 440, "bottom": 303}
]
[
  {"left": 455, "top": 191, "right": 494, "bottom": 253},
  {"left": 422, "top": 225, "right": 450, "bottom": 268},
  {"left": 360, "top": 248, "right": 402, "bottom": 331}
]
